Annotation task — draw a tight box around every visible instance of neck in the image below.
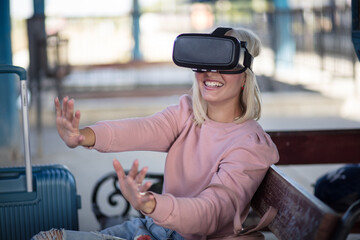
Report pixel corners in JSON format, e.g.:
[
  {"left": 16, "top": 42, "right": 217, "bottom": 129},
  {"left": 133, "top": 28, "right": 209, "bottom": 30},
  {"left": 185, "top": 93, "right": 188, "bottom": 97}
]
[{"left": 207, "top": 102, "right": 242, "bottom": 123}]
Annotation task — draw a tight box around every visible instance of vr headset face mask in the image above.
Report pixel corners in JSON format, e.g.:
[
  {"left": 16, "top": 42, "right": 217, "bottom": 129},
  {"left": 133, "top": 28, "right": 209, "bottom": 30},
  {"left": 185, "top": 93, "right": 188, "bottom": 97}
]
[{"left": 172, "top": 27, "right": 254, "bottom": 74}]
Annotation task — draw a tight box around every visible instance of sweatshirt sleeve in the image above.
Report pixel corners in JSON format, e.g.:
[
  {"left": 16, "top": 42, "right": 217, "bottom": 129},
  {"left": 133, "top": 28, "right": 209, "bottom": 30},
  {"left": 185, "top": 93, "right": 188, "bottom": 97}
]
[
  {"left": 88, "top": 95, "right": 193, "bottom": 153},
  {"left": 145, "top": 131, "right": 279, "bottom": 237}
]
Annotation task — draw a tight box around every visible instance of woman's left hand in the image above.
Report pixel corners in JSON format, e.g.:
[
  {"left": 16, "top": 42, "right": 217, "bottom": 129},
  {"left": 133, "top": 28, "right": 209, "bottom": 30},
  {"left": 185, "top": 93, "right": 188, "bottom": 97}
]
[{"left": 113, "top": 159, "right": 156, "bottom": 214}]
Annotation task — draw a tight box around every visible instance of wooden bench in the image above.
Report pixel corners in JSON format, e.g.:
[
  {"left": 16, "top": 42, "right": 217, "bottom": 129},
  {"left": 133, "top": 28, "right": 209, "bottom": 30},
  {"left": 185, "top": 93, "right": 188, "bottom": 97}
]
[
  {"left": 251, "top": 165, "right": 360, "bottom": 240},
  {"left": 251, "top": 129, "right": 360, "bottom": 239},
  {"left": 91, "top": 129, "right": 360, "bottom": 238}
]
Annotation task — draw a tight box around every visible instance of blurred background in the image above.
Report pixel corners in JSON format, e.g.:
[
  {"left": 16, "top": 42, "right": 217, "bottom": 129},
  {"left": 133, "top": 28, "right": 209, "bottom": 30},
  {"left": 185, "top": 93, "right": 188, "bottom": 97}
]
[{"left": 1, "top": 0, "right": 360, "bottom": 234}]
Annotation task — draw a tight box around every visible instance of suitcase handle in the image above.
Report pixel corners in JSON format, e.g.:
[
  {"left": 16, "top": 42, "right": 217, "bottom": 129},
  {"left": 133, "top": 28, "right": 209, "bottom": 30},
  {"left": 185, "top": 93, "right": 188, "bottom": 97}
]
[
  {"left": 0, "top": 64, "right": 27, "bottom": 80},
  {"left": 0, "top": 64, "right": 32, "bottom": 192}
]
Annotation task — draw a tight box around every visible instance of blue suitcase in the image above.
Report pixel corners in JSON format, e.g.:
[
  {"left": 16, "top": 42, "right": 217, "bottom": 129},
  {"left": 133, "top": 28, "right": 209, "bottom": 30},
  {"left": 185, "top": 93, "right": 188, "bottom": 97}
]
[{"left": 0, "top": 65, "right": 81, "bottom": 240}]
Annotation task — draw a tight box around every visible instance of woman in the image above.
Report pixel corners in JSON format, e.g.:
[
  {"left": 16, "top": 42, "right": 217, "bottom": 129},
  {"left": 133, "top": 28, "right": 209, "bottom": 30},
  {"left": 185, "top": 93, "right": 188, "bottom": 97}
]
[{"left": 33, "top": 27, "right": 279, "bottom": 240}]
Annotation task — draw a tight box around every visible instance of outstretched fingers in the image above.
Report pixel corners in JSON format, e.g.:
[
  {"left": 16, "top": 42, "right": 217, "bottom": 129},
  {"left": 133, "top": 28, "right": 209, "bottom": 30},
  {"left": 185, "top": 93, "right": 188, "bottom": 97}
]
[
  {"left": 113, "top": 159, "right": 151, "bottom": 191},
  {"left": 56, "top": 96, "right": 71, "bottom": 119},
  {"left": 127, "top": 159, "right": 139, "bottom": 179},
  {"left": 138, "top": 181, "right": 152, "bottom": 194},
  {"left": 54, "top": 96, "right": 84, "bottom": 148},
  {"left": 72, "top": 110, "right": 81, "bottom": 129},
  {"left": 55, "top": 96, "right": 81, "bottom": 129},
  {"left": 62, "top": 96, "right": 68, "bottom": 116},
  {"left": 55, "top": 97, "right": 62, "bottom": 117},
  {"left": 66, "top": 98, "right": 74, "bottom": 122},
  {"left": 113, "top": 159, "right": 155, "bottom": 212},
  {"left": 136, "top": 166, "right": 148, "bottom": 185},
  {"left": 113, "top": 159, "right": 126, "bottom": 180}
]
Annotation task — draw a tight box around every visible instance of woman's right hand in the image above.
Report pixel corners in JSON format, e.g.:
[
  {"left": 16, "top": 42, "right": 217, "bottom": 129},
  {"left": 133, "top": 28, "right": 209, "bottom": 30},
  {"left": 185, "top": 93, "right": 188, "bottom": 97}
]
[{"left": 55, "top": 97, "right": 85, "bottom": 148}]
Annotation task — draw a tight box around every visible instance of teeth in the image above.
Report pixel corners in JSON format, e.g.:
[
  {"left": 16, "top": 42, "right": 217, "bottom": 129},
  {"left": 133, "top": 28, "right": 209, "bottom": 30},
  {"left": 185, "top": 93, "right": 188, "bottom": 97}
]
[{"left": 205, "top": 81, "right": 223, "bottom": 87}]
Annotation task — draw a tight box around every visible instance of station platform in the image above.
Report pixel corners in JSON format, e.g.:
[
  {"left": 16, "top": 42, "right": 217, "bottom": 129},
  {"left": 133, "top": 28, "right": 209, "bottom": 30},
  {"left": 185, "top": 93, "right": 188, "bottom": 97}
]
[{"left": 1, "top": 63, "right": 360, "bottom": 238}]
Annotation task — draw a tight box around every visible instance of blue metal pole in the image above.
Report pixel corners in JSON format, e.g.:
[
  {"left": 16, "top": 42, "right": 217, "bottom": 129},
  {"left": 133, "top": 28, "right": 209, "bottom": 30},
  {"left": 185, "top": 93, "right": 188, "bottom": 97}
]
[
  {"left": 33, "top": 0, "right": 45, "bottom": 16},
  {"left": 0, "top": 0, "right": 19, "bottom": 149},
  {"left": 132, "top": 0, "right": 142, "bottom": 60},
  {"left": 273, "top": 0, "right": 295, "bottom": 69}
]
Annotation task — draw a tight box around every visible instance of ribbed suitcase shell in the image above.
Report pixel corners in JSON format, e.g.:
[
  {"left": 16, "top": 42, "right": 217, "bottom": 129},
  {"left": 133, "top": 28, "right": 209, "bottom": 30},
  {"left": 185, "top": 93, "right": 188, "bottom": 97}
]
[{"left": 0, "top": 164, "right": 81, "bottom": 240}]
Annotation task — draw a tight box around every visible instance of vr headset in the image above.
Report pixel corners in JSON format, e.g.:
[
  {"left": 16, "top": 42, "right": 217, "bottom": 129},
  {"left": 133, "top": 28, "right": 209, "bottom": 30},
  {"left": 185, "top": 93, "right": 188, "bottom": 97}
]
[{"left": 172, "top": 27, "right": 253, "bottom": 74}]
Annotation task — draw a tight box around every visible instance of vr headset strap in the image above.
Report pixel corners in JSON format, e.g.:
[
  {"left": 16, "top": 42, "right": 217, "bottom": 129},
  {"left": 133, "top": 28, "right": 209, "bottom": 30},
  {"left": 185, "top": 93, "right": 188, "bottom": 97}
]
[
  {"left": 212, "top": 27, "right": 253, "bottom": 70},
  {"left": 211, "top": 27, "right": 233, "bottom": 36},
  {"left": 244, "top": 51, "right": 253, "bottom": 69}
]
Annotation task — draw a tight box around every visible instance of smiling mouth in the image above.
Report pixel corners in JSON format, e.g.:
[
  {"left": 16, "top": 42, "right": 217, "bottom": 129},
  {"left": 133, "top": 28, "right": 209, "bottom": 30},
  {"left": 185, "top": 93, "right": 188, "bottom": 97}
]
[{"left": 204, "top": 81, "right": 224, "bottom": 87}]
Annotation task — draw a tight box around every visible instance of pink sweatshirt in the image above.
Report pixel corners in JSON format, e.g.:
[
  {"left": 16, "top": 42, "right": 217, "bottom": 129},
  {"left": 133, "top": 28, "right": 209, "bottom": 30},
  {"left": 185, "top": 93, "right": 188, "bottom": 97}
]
[{"left": 89, "top": 94, "right": 279, "bottom": 239}]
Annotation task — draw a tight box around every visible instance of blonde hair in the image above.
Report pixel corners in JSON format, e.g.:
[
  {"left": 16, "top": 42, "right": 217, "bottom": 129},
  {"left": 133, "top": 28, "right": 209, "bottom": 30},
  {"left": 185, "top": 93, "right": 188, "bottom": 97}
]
[{"left": 192, "top": 27, "right": 262, "bottom": 126}]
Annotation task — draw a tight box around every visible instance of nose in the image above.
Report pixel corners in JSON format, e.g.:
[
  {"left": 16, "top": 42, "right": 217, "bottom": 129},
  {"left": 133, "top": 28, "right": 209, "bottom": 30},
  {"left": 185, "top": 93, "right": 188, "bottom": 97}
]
[
  {"left": 203, "top": 71, "right": 219, "bottom": 77},
  {"left": 195, "top": 70, "right": 220, "bottom": 80}
]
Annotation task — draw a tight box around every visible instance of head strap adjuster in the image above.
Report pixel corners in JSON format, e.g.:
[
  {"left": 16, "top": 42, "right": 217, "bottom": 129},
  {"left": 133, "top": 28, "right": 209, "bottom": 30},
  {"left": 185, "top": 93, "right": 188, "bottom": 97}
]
[{"left": 211, "top": 27, "right": 233, "bottom": 36}]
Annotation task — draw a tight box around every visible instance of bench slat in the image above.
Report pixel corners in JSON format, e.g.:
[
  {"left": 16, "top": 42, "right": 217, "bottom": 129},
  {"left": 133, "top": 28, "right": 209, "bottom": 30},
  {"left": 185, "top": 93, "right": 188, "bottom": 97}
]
[
  {"left": 268, "top": 129, "right": 360, "bottom": 165},
  {"left": 251, "top": 165, "right": 341, "bottom": 240}
]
